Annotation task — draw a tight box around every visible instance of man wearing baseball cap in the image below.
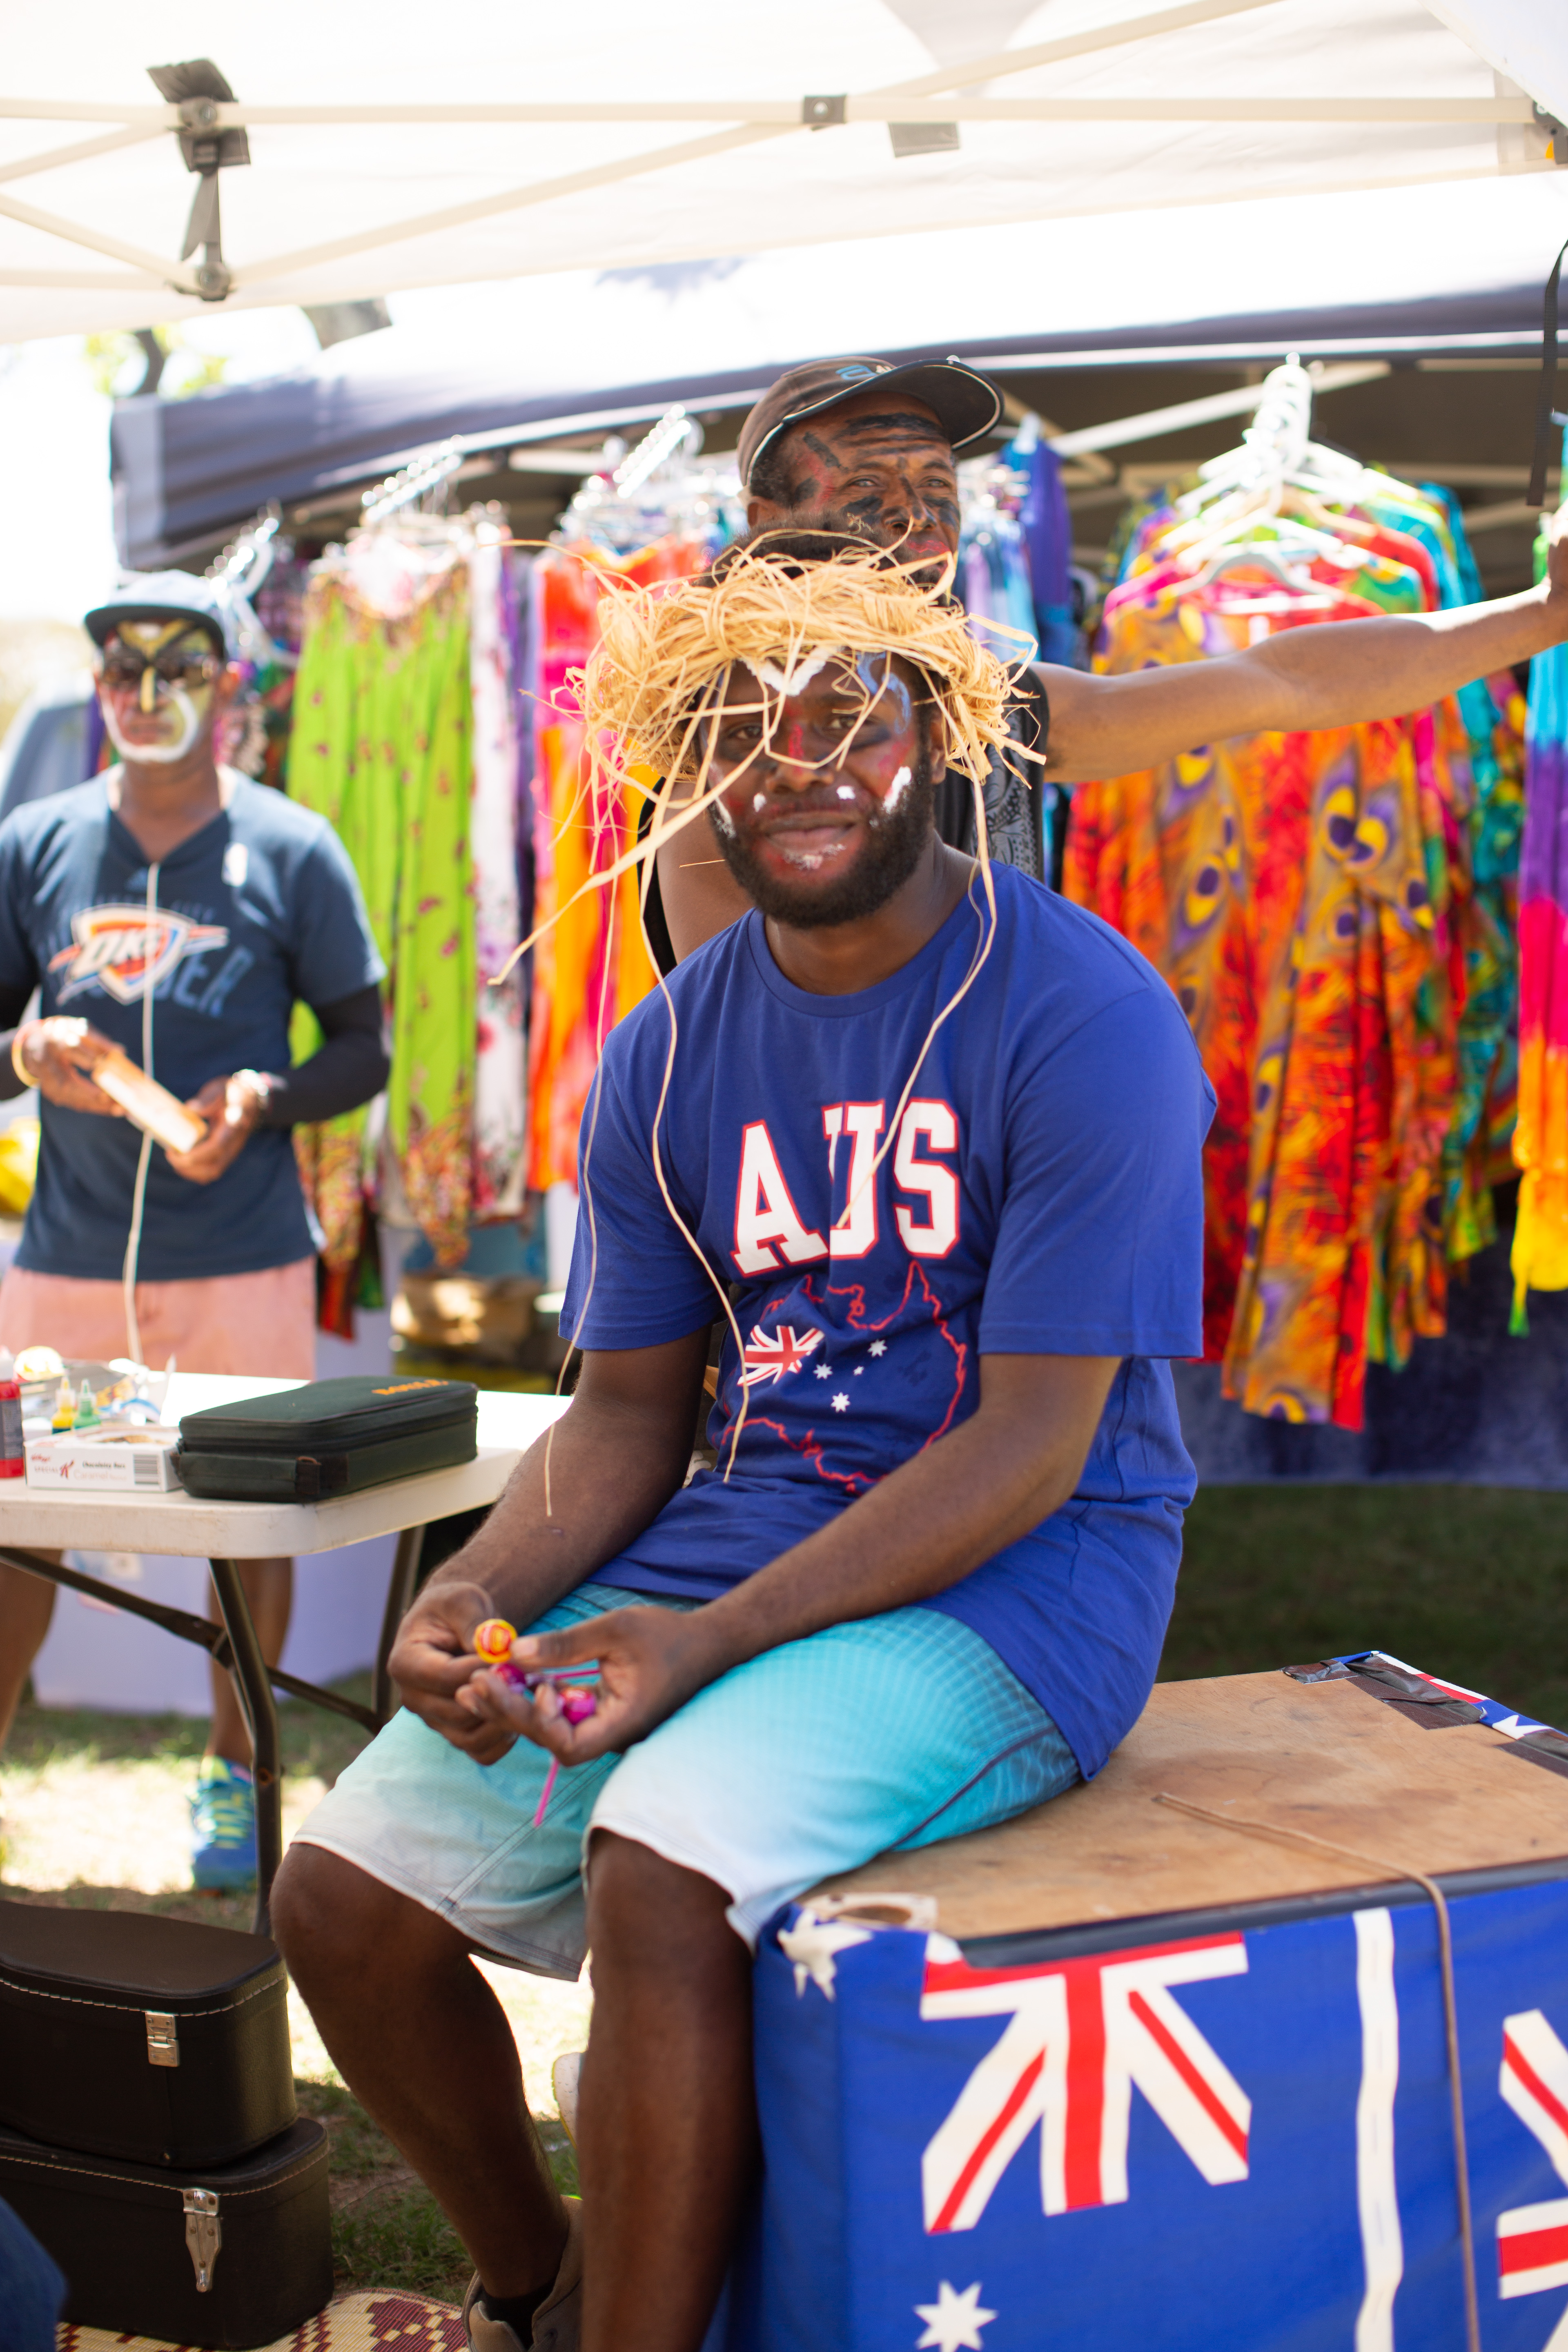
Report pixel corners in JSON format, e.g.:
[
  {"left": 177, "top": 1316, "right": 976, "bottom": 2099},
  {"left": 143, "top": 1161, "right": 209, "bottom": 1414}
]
[{"left": 0, "top": 572, "right": 388, "bottom": 1891}]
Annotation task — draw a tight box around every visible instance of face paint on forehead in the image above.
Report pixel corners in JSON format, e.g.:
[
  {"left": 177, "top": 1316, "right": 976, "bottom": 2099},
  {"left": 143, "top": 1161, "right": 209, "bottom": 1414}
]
[
  {"left": 753, "top": 648, "right": 844, "bottom": 697},
  {"left": 111, "top": 619, "right": 205, "bottom": 657},
  {"left": 836, "top": 411, "right": 951, "bottom": 449}
]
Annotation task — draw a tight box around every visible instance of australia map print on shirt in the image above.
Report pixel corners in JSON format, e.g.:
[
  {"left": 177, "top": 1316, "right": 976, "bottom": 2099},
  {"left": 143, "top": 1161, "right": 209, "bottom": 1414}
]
[{"left": 707, "top": 1097, "right": 974, "bottom": 1501}]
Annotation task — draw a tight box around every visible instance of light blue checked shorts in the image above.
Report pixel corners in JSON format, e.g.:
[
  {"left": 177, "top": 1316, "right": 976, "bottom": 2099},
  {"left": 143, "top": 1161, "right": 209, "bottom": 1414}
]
[{"left": 296, "top": 1581, "right": 1079, "bottom": 1976}]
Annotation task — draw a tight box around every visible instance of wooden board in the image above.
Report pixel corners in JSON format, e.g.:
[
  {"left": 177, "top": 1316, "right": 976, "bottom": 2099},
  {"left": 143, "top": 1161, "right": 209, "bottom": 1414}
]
[{"left": 822, "top": 1670, "right": 1568, "bottom": 1941}]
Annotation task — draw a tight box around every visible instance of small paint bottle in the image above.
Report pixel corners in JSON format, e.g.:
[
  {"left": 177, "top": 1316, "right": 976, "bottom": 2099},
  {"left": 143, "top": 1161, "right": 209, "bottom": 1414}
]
[
  {"left": 75, "top": 1377, "right": 100, "bottom": 1432},
  {"left": 0, "top": 1349, "right": 22, "bottom": 1480},
  {"left": 51, "top": 1378, "right": 75, "bottom": 1432}
]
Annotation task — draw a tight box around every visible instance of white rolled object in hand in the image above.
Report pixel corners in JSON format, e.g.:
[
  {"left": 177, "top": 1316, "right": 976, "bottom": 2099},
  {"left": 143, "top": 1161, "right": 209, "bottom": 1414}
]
[{"left": 91, "top": 1048, "right": 207, "bottom": 1155}]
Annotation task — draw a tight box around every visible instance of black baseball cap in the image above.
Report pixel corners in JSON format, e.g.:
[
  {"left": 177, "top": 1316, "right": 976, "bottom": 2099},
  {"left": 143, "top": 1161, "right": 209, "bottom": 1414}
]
[{"left": 737, "top": 355, "right": 1004, "bottom": 490}]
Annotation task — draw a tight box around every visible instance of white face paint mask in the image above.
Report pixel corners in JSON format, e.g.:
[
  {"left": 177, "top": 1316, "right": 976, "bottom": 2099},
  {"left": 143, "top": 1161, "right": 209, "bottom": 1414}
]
[{"left": 101, "top": 688, "right": 203, "bottom": 765}]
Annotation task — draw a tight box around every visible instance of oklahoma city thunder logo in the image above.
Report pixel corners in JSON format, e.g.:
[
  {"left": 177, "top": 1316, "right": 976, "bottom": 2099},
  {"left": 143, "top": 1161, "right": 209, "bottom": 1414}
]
[{"left": 49, "top": 905, "right": 230, "bottom": 1005}]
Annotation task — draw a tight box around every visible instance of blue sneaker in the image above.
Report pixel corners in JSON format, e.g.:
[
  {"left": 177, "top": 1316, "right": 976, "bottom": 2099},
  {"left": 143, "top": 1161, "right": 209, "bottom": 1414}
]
[{"left": 190, "top": 1757, "right": 257, "bottom": 1891}]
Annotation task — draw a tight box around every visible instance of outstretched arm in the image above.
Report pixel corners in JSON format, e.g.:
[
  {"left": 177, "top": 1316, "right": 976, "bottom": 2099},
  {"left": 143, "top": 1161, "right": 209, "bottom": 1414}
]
[
  {"left": 1040, "top": 507, "right": 1568, "bottom": 784},
  {"left": 462, "top": 1350, "right": 1119, "bottom": 1760},
  {"left": 386, "top": 1326, "right": 710, "bottom": 1761}
]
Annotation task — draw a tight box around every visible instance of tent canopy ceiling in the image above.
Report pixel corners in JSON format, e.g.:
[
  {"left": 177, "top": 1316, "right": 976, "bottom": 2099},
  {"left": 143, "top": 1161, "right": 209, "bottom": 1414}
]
[
  {"left": 114, "top": 188, "right": 1561, "bottom": 579},
  {"left": 3, "top": 0, "right": 1566, "bottom": 341}
]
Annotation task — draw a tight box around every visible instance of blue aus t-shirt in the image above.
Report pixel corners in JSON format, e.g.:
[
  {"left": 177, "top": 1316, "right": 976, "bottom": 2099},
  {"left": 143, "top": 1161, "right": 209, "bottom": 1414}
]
[
  {"left": 0, "top": 773, "right": 383, "bottom": 1281},
  {"left": 562, "top": 864, "right": 1216, "bottom": 1780}
]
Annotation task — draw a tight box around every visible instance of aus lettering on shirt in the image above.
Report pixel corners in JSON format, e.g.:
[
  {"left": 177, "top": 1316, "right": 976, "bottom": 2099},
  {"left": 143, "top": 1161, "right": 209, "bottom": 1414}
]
[{"left": 733, "top": 1100, "right": 960, "bottom": 1276}]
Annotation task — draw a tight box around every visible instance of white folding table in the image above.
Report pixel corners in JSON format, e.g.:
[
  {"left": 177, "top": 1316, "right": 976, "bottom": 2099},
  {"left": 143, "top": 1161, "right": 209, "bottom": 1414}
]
[{"left": 0, "top": 1375, "right": 568, "bottom": 1931}]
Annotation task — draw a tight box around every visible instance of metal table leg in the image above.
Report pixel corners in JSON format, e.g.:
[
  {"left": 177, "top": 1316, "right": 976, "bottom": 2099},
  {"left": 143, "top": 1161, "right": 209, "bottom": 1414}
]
[
  {"left": 372, "top": 1524, "right": 427, "bottom": 1728},
  {"left": 208, "top": 1557, "right": 283, "bottom": 1939}
]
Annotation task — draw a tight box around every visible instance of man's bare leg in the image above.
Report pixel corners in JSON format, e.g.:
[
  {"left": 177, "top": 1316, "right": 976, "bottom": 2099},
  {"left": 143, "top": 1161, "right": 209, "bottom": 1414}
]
[
  {"left": 579, "top": 1833, "right": 758, "bottom": 2352},
  {"left": 0, "top": 1562, "right": 58, "bottom": 1749},
  {"left": 272, "top": 1844, "right": 568, "bottom": 2297},
  {"left": 207, "top": 1557, "right": 292, "bottom": 1765}
]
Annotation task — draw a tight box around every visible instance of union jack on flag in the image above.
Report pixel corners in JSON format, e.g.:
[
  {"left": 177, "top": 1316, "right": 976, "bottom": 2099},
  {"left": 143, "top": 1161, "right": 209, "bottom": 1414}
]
[
  {"left": 740, "top": 1323, "right": 824, "bottom": 1387},
  {"left": 1499, "top": 2008, "right": 1568, "bottom": 2305},
  {"left": 920, "top": 1932, "right": 1251, "bottom": 2230}
]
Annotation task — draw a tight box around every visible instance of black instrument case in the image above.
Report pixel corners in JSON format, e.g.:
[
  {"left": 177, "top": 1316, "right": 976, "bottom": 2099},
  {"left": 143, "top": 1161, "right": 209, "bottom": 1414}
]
[
  {"left": 0, "top": 1900, "right": 295, "bottom": 2167},
  {"left": 176, "top": 1372, "right": 478, "bottom": 1501},
  {"left": 0, "top": 2115, "right": 332, "bottom": 2348}
]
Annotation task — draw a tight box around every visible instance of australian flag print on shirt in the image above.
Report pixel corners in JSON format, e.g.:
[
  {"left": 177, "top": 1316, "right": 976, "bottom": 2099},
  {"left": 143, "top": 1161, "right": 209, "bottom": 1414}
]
[{"left": 560, "top": 867, "right": 1216, "bottom": 1780}]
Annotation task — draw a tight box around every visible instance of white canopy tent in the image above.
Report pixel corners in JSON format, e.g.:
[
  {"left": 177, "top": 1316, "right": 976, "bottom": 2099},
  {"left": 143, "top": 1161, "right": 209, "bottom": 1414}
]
[{"left": 2, "top": 0, "right": 1566, "bottom": 342}]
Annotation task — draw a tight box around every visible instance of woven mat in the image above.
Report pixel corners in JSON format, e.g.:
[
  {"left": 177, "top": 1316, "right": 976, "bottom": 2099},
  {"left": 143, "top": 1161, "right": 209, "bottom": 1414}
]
[{"left": 58, "top": 2290, "right": 466, "bottom": 2352}]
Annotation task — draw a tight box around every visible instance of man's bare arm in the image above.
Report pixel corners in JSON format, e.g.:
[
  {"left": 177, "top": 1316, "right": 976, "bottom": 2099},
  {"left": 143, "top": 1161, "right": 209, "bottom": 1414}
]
[
  {"left": 1039, "top": 509, "right": 1568, "bottom": 784},
  {"left": 386, "top": 1326, "right": 710, "bottom": 1760},
  {"left": 465, "top": 1351, "right": 1119, "bottom": 1760}
]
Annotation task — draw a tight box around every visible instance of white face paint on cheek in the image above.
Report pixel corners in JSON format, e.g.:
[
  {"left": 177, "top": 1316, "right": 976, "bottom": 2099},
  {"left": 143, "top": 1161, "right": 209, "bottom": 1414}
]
[
  {"left": 753, "top": 793, "right": 766, "bottom": 812},
  {"left": 883, "top": 764, "right": 913, "bottom": 811},
  {"left": 710, "top": 798, "right": 737, "bottom": 838},
  {"left": 101, "top": 687, "right": 203, "bottom": 766}
]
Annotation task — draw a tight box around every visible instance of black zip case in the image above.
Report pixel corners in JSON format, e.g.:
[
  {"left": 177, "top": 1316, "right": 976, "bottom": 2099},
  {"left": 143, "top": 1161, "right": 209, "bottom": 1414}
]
[
  {"left": 0, "top": 1902, "right": 294, "bottom": 2168},
  {"left": 0, "top": 2115, "right": 332, "bottom": 2348},
  {"left": 176, "top": 1373, "right": 479, "bottom": 1502}
]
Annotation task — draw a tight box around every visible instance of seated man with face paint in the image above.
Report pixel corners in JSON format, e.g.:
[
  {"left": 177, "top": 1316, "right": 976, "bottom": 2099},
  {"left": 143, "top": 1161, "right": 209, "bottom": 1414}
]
[
  {"left": 272, "top": 514, "right": 1568, "bottom": 2352},
  {"left": 0, "top": 571, "right": 388, "bottom": 1889}
]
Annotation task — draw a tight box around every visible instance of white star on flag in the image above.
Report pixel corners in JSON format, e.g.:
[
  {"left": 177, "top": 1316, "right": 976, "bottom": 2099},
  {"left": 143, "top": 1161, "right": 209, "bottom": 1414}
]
[
  {"left": 832, "top": 1392, "right": 849, "bottom": 1411},
  {"left": 869, "top": 1339, "right": 887, "bottom": 1356},
  {"left": 776, "top": 1907, "right": 873, "bottom": 1998},
  {"left": 814, "top": 1362, "right": 832, "bottom": 1379},
  {"left": 915, "top": 2281, "right": 996, "bottom": 2352}
]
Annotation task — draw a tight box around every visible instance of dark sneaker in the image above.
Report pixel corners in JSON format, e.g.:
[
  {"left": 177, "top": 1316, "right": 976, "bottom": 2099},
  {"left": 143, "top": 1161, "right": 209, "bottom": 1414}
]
[{"left": 463, "top": 2198, "right": 583, "bottom": 2352}]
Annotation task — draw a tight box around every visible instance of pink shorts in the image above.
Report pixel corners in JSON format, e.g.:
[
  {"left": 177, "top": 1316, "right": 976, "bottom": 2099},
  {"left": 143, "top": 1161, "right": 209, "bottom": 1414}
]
[{"left": 0, "top": 1259, "right": 317, "bottom": 1379}]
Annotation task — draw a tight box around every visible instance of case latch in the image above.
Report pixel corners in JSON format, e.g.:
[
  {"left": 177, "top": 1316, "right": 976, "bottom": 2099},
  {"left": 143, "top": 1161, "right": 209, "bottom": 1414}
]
[
  {"left": 183, "top": 2189, "right": 221, "bottom": 2292},
  {"left": 145, "top": 2010, "right": 179, "bottom": 2067}
]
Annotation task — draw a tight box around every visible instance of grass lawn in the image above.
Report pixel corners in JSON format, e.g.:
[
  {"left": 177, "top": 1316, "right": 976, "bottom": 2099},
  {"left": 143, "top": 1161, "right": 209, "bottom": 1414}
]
[
  {"left": 1163, "top": 1483, "right": 1568, "bottom": 1726},
  {"left": 3, "top": 1482, "right": 1564, "bottom": 2308}
]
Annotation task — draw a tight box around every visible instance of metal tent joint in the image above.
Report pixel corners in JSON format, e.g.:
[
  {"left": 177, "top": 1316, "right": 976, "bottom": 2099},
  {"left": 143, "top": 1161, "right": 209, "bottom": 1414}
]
[{"left": 148, "top": 58, "right": 249, "bottom": 298}]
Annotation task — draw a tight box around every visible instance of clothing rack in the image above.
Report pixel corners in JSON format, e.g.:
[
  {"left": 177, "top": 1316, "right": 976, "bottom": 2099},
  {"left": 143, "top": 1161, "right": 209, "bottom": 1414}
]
[
  {"left": 360, "top": 439, "right": 467, "bottom": 527},
  {"left": 554, "top": 405, "right": 740, "bottom": 554},
  {"left": 202, "top": 506, "right": 289, "bottom": 667}
]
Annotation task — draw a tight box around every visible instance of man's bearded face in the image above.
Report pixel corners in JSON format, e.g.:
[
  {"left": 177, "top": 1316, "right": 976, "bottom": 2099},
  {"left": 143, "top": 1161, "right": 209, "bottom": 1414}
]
[
  {"left": 97, "top": 621, "right": 224, "bottom": 766},
  {"left": 704, "top": 651, "right": 941, "bottom": 929}
]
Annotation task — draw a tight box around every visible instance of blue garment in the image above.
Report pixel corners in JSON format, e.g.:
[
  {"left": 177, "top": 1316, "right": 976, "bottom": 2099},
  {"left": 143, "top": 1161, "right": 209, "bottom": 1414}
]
[
  {"left": 0, "top": 2194, "right": 64, "bottom": 2351},
  {"left": 561, "top": 866, "right": 1214, "bottom": 1779},
  {"left": 299, "top": 1579, "right": 1077, "bottom": 1973},
  {"left": 0, "top": 675, "right": 97, "bottom": 827},
  {"left": 0, "top": 773, "right": 383, "bottom": 1281}
]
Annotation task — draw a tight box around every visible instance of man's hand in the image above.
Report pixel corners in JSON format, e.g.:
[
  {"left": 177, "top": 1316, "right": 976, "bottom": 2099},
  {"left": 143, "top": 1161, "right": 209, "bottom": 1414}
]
[
  {"left": 387, "top": 1579, "right": 521, "bottom": 1764},
  {"left": 11, "top": 1018, "right": 125, "bottom": 1115},
  {"left": 165, "top": 1070, "right": 270, "bottom": 1185},
  {"left": 458, "top": 1604, "right": 723, "bottom": 1762}
]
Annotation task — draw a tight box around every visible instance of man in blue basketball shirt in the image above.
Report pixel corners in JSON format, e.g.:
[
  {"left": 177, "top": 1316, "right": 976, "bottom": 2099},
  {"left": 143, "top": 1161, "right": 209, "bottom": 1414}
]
[{"left": 276, "top": 483, "right": 1568, "bottom": 2352}]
